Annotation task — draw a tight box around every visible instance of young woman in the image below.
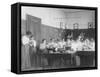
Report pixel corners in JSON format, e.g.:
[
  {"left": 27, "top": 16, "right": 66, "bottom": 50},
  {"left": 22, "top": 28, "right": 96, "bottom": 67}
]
[{"left": 21, "top": 31, "right": 32, "bottom": 69}]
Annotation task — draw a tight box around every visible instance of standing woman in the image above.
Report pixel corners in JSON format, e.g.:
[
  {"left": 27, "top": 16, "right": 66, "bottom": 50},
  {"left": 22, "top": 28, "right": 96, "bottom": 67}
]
[
  {"left": 29, "top": 35, "right": 37, "bottom": 67},
  {"left": 21, "top": 31, "right": 31, "bottom": 69}
]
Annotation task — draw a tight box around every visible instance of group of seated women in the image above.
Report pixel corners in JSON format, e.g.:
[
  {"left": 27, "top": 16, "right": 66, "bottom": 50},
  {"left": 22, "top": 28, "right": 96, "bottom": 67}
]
[{"left": 39, "top": 35, "right": 95, "bottom": 54}]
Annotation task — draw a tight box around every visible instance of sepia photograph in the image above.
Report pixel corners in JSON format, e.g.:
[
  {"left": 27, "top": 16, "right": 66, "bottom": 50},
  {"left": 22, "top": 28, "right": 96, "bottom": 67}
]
[{"left": 20, "top": 4, "right": 96, "bottom": 72}]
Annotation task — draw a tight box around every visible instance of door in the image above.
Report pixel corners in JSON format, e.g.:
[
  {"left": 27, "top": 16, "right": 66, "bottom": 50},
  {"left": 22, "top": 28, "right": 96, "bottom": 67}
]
[{"left": 26, "top": 14, "right": 41, "bottom": 45}]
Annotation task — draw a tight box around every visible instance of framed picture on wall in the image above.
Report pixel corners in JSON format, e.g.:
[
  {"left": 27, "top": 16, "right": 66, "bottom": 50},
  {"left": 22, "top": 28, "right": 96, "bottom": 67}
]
[{"left": 11, "top": 2, "right": 98, "bottom": 74}]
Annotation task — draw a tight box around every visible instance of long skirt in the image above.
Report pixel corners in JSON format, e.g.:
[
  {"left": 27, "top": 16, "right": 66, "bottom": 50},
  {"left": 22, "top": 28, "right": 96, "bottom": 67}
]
[
  {"left": 22, "top": 45, "right": 31, "bottom": 70},
  {"left": 29, "top": 46, "right": 37, "bottom": 67}
]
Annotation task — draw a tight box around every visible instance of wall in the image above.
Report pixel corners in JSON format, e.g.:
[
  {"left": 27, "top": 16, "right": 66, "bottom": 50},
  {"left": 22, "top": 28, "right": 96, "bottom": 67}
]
[
  {"left": 41, "top": 24, "right": 59, "bottom": 42},
  {"left": 22, "top": 7, "right": 95, "bottom": 29},
  {"left": 21, "top": 19, "right": 60, "bottom": 42},
  {"left": 21, "top": 20, "right": 26, "bottom": 35},
  {"left": 62, "top": 11, "right": 95, "bottom": 29},
  {"left": 21, "top": 9, "right": 95, "bottom": 42},
  {"left": 21, "top": 6, "right": 66, "bottom": 28}
]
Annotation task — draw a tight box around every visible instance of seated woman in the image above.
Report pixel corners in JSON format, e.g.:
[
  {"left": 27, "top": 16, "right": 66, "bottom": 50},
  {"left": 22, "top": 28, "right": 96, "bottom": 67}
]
[
  {"left": 39, "top": 39, "right": 48, "bottom": 67},
  {"left": 40, "top": 39, "right": 48, "bottom": 53},
  {"left": 57, "top": 39, "right": 66, "bottom": 53},
  {"left": 47, "top": 38, "right": 56, "bottom": 53}
]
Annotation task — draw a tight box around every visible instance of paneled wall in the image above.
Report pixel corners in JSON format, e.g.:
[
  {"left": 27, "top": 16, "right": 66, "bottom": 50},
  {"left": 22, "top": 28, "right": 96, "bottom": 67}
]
[
  {"left": 21, "top": 18, "right": 60, "bottom": 43},
  {"left": 41, "top": 24, "right": 59, "bottom": 42}
]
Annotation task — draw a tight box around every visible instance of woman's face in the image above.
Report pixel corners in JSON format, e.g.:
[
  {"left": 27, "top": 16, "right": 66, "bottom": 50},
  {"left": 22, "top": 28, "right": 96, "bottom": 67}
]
[{"left": 43, "top": 40, "right": 46, "bottom": 43}]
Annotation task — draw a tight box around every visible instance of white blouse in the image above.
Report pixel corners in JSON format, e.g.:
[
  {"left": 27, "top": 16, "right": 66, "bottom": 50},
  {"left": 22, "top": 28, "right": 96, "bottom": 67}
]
[{"left": 22, "top": 35, "right": 30, "bottom": 45}]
